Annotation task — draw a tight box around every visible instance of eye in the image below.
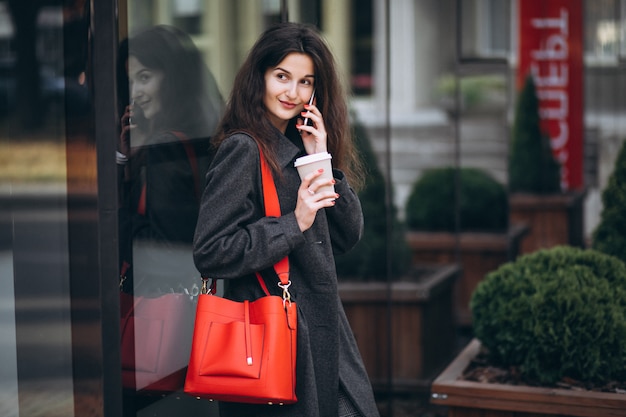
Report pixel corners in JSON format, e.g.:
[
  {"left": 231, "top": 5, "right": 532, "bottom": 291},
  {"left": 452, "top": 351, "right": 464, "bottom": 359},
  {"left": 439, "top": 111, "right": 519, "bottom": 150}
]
[{"left": 136, "top": 71, "right": 151, "bottom": 83}]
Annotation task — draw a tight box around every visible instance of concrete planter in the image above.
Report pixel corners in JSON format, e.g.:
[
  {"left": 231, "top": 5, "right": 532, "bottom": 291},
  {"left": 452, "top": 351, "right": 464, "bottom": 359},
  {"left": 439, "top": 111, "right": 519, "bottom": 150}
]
[
  {"left": 405, "top": 224, "right": 528, "bottom": 327},
  {"left": 431, "top": 338, "right": 626, "bottom": 417},
  {"left": 339, "top": 264, "right": 460, "bottom": 393}
]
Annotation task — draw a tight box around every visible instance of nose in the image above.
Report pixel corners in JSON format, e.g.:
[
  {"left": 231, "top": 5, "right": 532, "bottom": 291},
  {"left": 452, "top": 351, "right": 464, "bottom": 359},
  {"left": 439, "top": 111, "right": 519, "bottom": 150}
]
[
  {"left": 285, "top": 82, "right": 298, "bottom": 100},
  {"left": 130, "top": 82, "right": 141, "bottom": 101}
]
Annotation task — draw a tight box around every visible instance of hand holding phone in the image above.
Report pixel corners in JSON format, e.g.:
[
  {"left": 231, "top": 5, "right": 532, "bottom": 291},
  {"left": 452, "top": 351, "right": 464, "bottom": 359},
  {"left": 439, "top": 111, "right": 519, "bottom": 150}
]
[{"left": 302, "top": 89, "right": 316, "bottom": 127}]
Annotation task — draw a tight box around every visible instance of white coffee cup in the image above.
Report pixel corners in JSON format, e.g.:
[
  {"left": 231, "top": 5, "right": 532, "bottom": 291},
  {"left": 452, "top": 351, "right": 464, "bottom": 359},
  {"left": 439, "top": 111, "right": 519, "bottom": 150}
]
[{"left": 294, "top": 152, "right": 335, "bottom": 195}]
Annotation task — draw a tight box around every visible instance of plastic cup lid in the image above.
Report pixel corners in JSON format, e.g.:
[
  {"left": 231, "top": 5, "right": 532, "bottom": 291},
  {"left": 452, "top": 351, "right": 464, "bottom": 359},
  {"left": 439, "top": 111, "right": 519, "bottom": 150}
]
[{"left": 294, "top": 152, "right": 332, "bottom": 167}]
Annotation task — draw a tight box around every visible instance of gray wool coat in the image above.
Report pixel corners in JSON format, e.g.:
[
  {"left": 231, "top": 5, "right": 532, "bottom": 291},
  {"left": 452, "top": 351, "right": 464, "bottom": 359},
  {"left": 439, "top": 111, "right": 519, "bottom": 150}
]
[{"left": 193, "top": 130, "right": 380, "bottom": 417}]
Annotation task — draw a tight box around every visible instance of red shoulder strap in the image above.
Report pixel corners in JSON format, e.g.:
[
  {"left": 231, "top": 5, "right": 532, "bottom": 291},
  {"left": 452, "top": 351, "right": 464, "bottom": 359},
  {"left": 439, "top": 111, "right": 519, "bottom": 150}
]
[
  {"left": 257, "top": 146, "right": 290, "bottom": 289},
  {"left": 205, "top": 142, "right": 290, "bottom": 297}
]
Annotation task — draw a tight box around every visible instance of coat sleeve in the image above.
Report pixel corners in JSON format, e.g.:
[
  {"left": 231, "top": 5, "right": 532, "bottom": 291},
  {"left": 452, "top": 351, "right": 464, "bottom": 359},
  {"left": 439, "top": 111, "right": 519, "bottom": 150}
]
[
  {"left": 192, "top": 134, "right": 305, "bottom": 279},
  {"left": 326, "top": 169, "right": 364, "bottom": 256}
]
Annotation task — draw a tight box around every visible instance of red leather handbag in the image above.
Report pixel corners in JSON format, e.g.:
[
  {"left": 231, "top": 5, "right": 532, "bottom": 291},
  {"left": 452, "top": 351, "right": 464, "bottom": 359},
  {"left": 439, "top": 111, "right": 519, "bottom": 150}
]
[{"left": 184, "top": 146, "right": 298, "bottom": 405}]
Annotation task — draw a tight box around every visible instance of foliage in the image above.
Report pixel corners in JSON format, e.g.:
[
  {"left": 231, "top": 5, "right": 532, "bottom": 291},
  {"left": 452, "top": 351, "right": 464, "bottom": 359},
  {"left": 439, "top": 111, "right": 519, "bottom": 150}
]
[
  {"left": 405, "top": 167, "right": 508, "bottom": 232},
  {"left": 436, "top": 74, "right": 506, "bottom": 110},
  {"left": 509, "top": 75, "right": 561, "bottom": 194},
  {"left": 471, "top": 246, "right": 626, "bottom": 385},
  {"left": 334, "top": 118, "right": 411, "bottom": 281},
  {"left": 592, "top": 139, "right": 626, "bottom": 264}
]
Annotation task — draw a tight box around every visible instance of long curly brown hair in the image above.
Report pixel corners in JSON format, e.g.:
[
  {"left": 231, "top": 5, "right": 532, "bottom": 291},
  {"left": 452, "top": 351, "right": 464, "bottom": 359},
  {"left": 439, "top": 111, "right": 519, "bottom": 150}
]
[{"left": 213, "top": 22, "right": 363, "bottom": 190}]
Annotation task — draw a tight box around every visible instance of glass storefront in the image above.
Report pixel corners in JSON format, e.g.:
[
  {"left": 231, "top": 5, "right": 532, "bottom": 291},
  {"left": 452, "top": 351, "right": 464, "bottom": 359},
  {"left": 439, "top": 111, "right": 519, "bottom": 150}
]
[{"left": 1, "top": 2, "right": 81, "bottom": 416}]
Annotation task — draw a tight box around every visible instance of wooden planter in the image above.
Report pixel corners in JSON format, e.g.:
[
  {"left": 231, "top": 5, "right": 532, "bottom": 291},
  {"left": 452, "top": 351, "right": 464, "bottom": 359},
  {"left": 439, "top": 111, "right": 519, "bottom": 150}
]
[
  {"left": 405, "top": 224, "right": 528, "bottom": 327},
  {"left": 510, "top": 190, "right": 586, "bottom": 254},
  {"left": 339, "top": 264, "right": 460, "bottom": 393},
  {"left": 431, "top": 339, "right": 626, "bottom": 417}
]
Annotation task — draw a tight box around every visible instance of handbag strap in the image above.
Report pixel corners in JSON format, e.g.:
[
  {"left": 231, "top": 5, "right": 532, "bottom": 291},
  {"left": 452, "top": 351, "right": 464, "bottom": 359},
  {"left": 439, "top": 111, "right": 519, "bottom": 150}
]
[
  {"left": 257, "top": 146, "right": 290, "bottom": 287},
  {"left": 204, "top": 144, "right": 291, "bottom": 302}
]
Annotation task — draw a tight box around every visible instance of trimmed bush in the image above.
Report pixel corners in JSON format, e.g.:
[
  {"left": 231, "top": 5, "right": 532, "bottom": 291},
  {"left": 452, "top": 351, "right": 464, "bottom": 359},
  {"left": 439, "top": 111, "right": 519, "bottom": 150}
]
[
  {"left": 592, "top": 139, "right": 626, "bottom": 265},
  {"left": 471, "top": 246, "right": 626, "bottom": 385},
  {"left": 334, "top": 119, "right": 411, "bottom": 281},
  {"left": 405, "top": 167, "right": 508, "bottom": 232},
  {"left": 509, "top": 75, "right": 561, "bottom": 194},
  {"left": 436, "top": 74, "right": 506, "bottom": 110}
]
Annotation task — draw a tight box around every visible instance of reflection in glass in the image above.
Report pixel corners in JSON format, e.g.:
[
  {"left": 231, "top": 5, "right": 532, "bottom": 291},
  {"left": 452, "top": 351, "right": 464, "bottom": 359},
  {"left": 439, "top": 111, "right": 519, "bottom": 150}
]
[
  {"left": 117, "top": 24, "right": 223, "bottom": 411},
  {"left": 0, "top": 1, "right": 81, "bottom": 416}
]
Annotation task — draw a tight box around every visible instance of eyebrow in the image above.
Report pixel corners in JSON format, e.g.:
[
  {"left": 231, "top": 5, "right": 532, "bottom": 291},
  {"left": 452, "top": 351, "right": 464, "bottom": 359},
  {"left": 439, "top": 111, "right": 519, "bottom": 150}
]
[{"left": 274, "top": 66, "right": 315, "bottom": 79}]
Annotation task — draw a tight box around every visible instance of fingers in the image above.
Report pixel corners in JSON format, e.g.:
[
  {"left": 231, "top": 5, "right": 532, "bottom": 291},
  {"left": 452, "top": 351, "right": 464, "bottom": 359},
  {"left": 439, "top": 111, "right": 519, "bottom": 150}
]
[
  {"left": 296, "top": 104, "right": 328, "bottom": 154},
  {"left": 297, "top": 107, "right": 319, "bottom": 129},
  {"left": 121, "top": 104, "right": 140, "bottom": 128},
  {"left": 301, "top": 169, "right": 337, "bottom": 202},
  {"left": 294, "top": 169, "right": 338, "bottom": 232},
  {"left": 119, "top": 106, "right": 136, "bottom": 154},
  {"left": 297, "top": 105, "right": 326, "bottom": 136}
]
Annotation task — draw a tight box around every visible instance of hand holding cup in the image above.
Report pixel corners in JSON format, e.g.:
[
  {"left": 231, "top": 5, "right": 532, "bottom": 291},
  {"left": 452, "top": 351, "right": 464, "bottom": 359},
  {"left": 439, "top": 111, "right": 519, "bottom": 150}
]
[{"left": 294, "top": 153, "right": 335, "bottom": 196}]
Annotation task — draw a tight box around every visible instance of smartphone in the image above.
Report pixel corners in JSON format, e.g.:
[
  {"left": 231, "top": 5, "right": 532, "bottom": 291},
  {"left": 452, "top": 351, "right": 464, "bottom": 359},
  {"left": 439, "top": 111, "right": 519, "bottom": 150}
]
[{"left": 302, "top": 89, "right": 316, "bottom": 126}]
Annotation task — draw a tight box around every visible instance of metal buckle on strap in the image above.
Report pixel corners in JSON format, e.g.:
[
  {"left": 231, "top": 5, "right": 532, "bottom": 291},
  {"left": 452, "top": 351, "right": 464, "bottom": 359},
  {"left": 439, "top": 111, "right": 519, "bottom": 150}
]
[
  {"left": 201, "top": 277, "right": 210, "bottom": 295},
  {"left": 277, "top": 280, "right": 292, "bottom": 307}
]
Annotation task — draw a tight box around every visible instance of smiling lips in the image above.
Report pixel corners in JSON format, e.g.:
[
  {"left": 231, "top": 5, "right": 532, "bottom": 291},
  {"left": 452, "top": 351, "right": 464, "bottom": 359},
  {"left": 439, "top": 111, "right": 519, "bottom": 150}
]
[{"left": 279, "top": 99, "right": 297, "bottom": 109}]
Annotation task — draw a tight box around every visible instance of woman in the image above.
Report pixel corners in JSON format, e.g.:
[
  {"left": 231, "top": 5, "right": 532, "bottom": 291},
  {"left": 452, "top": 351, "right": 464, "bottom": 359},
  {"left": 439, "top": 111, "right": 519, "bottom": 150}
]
[
  {"left": 193, "top": 22, "right": 380, "bottom": 417},
  {"left": 118, "top": 25, "right": 223, "bottom": 294}
]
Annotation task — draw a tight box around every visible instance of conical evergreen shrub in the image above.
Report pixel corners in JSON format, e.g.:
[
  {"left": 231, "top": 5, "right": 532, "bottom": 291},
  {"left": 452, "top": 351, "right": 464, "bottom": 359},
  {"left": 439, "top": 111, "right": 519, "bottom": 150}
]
[
  {"left": 592, "top": 139, "right": 626, "bottom": 264},
  {"left": 509, "top": 75, "right": 561, "bottom": 194}
]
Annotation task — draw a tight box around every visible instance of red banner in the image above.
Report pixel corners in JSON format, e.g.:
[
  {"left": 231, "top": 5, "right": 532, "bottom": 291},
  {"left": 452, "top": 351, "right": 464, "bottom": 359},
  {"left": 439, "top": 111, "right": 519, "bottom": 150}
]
[{"left": 517, "top": 0, "right": 584, "bottom": 190}]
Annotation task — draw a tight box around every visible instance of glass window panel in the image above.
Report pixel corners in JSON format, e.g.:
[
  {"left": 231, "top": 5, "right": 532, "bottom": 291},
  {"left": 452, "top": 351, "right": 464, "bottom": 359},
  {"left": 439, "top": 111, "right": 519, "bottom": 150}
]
[
  {"left": 119, "top": 22, "right": 221, "bottom": 417},
  {"left": 621, "top": 0, "right": 626, "bottom": 57},
  {"left": 351, "top": 0, "right": 373, "bottom": 95},
  {"left": 0, "top": 2, "right": 78, "bottom": 416},
  {"left": 459, "top": 0, "right": 511, "bottom": 58},
  {"left": 172, "top": 0, "right": 203, "bottom": 34},
  {"left": 584, "top": 0, "right": 620, "bottom": 61},
  {"left": 483, "top": 0, "right": 511, "bottom": 55},
  {"left": 119, "top": 1, "right": 286, "bottom": 414}
]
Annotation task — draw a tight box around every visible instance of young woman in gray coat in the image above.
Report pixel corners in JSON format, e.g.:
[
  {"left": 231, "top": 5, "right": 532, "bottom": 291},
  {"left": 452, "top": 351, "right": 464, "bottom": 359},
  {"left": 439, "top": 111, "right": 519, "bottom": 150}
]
[{"left": 192, "top": 23, "right": 380, "bottom": 417}]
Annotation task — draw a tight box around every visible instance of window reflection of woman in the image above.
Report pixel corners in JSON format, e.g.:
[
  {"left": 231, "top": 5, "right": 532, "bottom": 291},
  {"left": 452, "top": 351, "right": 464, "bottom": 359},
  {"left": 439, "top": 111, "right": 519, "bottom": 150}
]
[{"left": 117, "top": 25, "right": 223, "bottom": 295}]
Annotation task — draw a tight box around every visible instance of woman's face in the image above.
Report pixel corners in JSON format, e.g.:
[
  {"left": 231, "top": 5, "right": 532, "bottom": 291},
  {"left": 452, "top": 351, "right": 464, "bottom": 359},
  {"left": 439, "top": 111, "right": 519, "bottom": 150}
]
[
  {"left": 263, "top": 52, "right": 315, "bottom": 132},
  {"left": 128, "top": 55, "right": 164, "bottom": 120}
]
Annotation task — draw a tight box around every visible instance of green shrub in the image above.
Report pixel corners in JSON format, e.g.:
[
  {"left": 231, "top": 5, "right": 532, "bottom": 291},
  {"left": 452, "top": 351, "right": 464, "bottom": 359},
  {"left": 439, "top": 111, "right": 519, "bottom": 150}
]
[
  {"left": 471, "top": 246, "right": 626, "bottom": 385},
  {"left": 334, "top": 119, "right": 411, "bottom": 281},
  {"left": 405, "top": 167, "right": 508, "bottom": 232},
  {"left": 436, "top": 74, "right": 506, "bottom": 110},
  {"left": 509, "top": 75, "right": 561, "bottom": 194},
  {"left": 592, "top": 139, "right": 626, "bottom": 265}
]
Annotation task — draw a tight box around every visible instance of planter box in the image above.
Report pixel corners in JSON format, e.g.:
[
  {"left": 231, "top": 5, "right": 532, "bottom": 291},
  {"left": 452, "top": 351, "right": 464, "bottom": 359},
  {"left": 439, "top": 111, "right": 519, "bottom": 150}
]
[
  {"left": 510, "top": 190, "right": 586, "bottom": 254},
  {"left": 431, "top": 338, "right": 626, "bottom": 417},
  {"left": 405, "top": 224, "right": 528, "bottom": 327},
  {"left": 339, "top": 264, "right": 460, "bottom": 393}
]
